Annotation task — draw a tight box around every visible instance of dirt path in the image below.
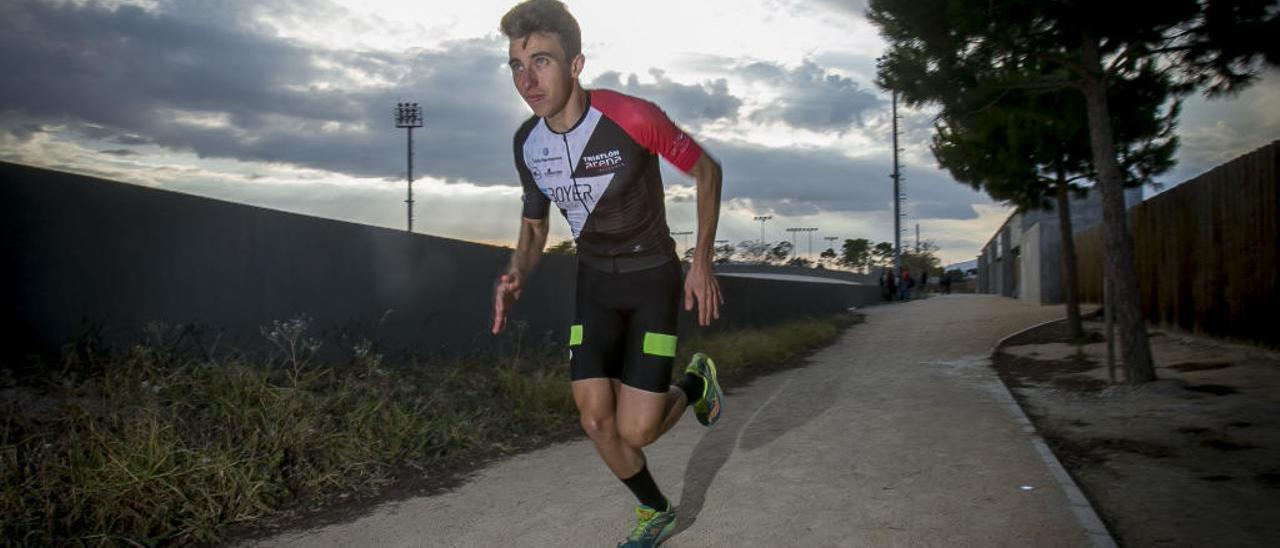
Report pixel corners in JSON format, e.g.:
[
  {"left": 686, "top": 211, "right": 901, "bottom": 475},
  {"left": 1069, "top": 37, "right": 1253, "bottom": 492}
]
[
  {"left": 996, "top": 318, "right": 1280, "bottom": 547},
  {"left": 242, "top": 295, "right": 1098, "bottom": 547}
]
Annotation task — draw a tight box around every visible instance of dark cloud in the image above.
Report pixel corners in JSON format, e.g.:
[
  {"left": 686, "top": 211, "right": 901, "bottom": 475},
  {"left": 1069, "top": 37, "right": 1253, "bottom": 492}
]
[
  {"left": 743, "top": 61, "right": 884, "bottom": 132},
  {"left": 0, "top": 0, "right": 528, "bottom": 184},
  {"left": 673, "top": 138, "right": 982, "bottom": 220},
  {"left": 589, "top": 70, "right": 741, "bottom": 123},
  {"left": 672, "top": 53, "right": 885, "bottom": 134},
  {"left": 98, "top": 148, "right": 138, "bottom": 156},
  {"left": 0, "top": 0, "right": 983, "bottom": 222}
]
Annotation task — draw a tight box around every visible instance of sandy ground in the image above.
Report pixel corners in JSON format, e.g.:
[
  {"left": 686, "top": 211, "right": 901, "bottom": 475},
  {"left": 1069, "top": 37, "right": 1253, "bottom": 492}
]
[
  {"left": 995, "top": 319, "right": 1280, "bottom": 547},
  {"left": 242, "top": 295, "right": 1105, "bottom": 548}
]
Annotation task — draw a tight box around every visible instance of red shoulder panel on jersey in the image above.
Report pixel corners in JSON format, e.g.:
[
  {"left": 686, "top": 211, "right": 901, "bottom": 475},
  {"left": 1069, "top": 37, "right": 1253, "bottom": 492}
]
[{"left": 590, "top": 89, "right": 704, "bottom": 174}]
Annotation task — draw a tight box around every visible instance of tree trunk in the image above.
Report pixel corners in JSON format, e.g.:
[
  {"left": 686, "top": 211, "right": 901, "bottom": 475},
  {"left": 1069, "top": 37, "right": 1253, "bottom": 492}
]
[
  {"left": 1054, "top": 166, "right": 1085, "bottom": 341},
  {"left": 1079, "top": 32, "right": 1156, "bottom": 383}
]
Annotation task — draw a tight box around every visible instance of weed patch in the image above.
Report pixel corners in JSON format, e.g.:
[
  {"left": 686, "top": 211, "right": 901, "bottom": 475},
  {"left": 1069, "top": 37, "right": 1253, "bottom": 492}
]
[{"left": 1, "top": 313, "right": 859, "bottom": 545}]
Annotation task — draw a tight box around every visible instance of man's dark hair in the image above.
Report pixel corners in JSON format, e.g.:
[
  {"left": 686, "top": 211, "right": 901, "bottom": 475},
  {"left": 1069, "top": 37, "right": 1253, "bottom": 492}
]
[{"left": 500, "top": 0, "right": 582, "bottom": 61}]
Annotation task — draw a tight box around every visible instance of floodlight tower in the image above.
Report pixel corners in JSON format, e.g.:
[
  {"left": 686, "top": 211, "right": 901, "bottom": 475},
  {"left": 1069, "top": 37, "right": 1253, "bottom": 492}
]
[
  {"left": 753, "top": 215, "right": 773, "bottom": 244},
  {"left": 799, "top": 227, "right": 819, "bottom": 258},
  {"left": 784, "top": 227, "right": 818, "bottom": 258},
  {"left": 824, "top": 235, "right": 839, "bottom": 254},
  {"left": 394, "top": 102, "right": 423, "bottom": 232}
]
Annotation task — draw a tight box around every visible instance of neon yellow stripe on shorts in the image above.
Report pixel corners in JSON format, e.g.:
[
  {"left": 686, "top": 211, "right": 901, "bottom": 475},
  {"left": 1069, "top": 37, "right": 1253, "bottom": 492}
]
[{"left": 642, "top": 332, "right": 677, "bottom": 357}]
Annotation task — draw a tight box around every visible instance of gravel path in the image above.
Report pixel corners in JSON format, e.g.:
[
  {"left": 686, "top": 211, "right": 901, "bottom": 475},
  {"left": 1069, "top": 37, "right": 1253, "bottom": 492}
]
[{"left": 244, "top": 294, "right": 1093, "bottom": 547}]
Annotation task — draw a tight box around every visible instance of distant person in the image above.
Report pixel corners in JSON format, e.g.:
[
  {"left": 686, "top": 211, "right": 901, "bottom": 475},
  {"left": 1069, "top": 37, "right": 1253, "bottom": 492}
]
[
  {"left": 880, "top": 269, "right": 895, "bottom": 301},
  {"left": 491, "top": 2, "right": 725, "bottom": 546},
  {"left": 941, "top": 272, "right": 952, "bottom": 294},
  {"left": 900, "top": 268, "right": 912, "bottom": 301}
]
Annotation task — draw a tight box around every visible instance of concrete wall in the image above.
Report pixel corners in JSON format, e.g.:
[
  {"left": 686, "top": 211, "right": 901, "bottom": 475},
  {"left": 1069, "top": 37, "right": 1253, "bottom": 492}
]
[
  {"left": 976, "top": 254, "right": 989, "bottom": 294},
  {"left": 3, "top": 162, "right": 880, "bottom": 366},
  {"left": 977, "top": 186, "right": 1142, "bottom": 303},
  {"left": 1000, "top": 223, "right": 1015, "bottom": 298},
  {"left": 1019, "top": 223, "right": 1041, "bottom": 305},
  {"left": 1035, "top": 220, "right": 1063, "bottom": 305}
]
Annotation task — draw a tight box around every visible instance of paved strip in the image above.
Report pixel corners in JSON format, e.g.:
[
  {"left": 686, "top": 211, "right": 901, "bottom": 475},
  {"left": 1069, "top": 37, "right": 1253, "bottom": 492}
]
[
  {"left": 989, "top": 319, "right": 1117, "bottom": 548},
  {"left": 245, "top": 294, "right": 1090, "bottom": 547}
]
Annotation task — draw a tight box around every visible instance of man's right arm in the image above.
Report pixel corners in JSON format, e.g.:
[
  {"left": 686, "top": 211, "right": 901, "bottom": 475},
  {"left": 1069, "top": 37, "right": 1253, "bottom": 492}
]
[
  {"left": 492, "top": 215, "right": 549, "bottom": 335},
  {"left": 506, "top": 215, "right": 549, "bottom": 280}
]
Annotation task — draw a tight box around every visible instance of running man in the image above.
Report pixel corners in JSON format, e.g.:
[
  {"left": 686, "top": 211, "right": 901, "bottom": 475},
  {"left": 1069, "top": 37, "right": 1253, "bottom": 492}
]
[{"left": 490, "top": 1, "right": 725, "bottom": 546}]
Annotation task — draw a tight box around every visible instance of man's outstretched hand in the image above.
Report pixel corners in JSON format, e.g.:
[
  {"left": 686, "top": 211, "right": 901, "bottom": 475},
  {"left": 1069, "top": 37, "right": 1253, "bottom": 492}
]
[
  {"left": 492, "top": 272, "right": 523, "bottom": 335},
  {"left": 683, "top": 261, "right": 723, "bottom": 326}
]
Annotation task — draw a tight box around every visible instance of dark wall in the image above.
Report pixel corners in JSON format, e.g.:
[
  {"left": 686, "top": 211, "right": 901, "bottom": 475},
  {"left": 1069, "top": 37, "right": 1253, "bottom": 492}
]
[
  {"left": 3, "top": 162, "right": 878, "bottom": 366},
  {"left": 1073, "top": 141, "right": 1279, "bottom": 347}
]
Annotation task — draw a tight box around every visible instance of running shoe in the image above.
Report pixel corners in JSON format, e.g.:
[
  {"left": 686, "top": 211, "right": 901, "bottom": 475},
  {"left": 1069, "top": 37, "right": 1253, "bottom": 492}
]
[
  {"left": 617, "top": 501, "right": 676, "bottom": 548},
  {"left": 686, "top": 352, "right": 723, "bottom": 427}
]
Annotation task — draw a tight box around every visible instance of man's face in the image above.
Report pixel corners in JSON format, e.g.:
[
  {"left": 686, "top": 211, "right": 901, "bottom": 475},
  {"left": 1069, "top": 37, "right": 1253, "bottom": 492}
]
[{"left": 508, "top": 31, "right": 582, "bottom": 119}]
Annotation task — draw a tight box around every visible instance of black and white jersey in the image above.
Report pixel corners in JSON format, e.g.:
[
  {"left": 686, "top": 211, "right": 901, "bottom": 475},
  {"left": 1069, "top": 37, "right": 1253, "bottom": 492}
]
[{"left": 513, "top": 89, "right": 704, "bottom": 270}]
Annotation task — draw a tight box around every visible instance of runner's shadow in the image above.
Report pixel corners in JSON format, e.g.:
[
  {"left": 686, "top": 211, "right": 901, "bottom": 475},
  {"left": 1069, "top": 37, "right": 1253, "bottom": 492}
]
[
  {"left": 671, "top": 375, "right": 783, "bottom": 536},
  {"left": 671, "top": 351, "right": 853, "bottom": 536}
]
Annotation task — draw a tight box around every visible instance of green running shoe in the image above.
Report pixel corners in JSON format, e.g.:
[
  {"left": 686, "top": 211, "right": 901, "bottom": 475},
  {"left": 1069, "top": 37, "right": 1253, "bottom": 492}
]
[
  {"left": 617, "top": 500, "right": 676, "bottom": 548},
  {"left": 687, "top": 352, "right": 723, "bottom": 427}
]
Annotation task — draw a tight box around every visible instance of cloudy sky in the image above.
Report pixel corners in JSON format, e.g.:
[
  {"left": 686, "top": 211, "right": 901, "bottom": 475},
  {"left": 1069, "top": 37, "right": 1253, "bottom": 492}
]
[{"left": 3, "top": 0, "right": 1277, "bottom": 266}]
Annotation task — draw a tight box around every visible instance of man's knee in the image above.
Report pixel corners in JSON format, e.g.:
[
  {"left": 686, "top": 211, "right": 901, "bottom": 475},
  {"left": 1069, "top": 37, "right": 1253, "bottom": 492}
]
[
  {"left": 580, "top": 414, "right": 618, "bottom": 442},
  {"left": 618, "top": 421, "right": 658, "bottom": 449}
]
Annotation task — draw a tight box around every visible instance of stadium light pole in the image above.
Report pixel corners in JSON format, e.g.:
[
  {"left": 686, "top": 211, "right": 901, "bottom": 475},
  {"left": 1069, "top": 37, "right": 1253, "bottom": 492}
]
[
  {"left": 753, "top": 215, "right": 773, "bottom": 244},
  {"left": 784, "top": 227, "right": 817, "bottom": 259},
  {"left": 394, "top": 102, "right": 423, "bottom": 233},
  {"left": 799, "top": 227, "right": 819, "bottom": 258},
  {"left": 785, "top": 227, "right": 800, "bottom": 255}
]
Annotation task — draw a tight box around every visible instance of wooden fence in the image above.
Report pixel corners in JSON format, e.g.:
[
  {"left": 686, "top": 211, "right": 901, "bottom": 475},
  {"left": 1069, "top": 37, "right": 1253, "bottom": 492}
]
[{"left": 1074, "top": 140, "right": 1279, "bottom": 347}]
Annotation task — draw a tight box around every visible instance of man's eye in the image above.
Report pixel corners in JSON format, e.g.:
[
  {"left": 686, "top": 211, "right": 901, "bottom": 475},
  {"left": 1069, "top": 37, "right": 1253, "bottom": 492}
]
[
  {"left": 534, "top": 57, "right": 550, "bottom": 68},
  {"left": 510, "top": 63, "right": 523, "bottom": 73}
]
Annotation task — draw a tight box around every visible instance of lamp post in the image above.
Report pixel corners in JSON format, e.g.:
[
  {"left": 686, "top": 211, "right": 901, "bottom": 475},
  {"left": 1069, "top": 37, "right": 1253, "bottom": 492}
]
[
  {"left": 877, "top": 55, "right": 906, "bottom": 276},
  {"left": 752, "top": 215, "right": 773, "bottom": 245},
  {"left": 824, "top": 236, "right": 839, "bottom": 262},
  {"left": 785, "top": 227, "right": 818, "bottom": 259},
  {"left": 891, "top": 90, "right": 903, "bottom": 276},
  {"left": 394, "top": 102, "right": 424, "bottom": 233},
  {"left": 802, "top": 228, "right": 819, "bottom": 259},
  {"left": 785, "top": 227, "right": 800, "bottom": 256}
]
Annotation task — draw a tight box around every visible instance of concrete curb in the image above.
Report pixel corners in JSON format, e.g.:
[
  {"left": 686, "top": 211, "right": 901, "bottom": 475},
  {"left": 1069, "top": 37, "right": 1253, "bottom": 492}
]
[{"left": 989, "top": 318, "right": 1118, "bottom": 548}]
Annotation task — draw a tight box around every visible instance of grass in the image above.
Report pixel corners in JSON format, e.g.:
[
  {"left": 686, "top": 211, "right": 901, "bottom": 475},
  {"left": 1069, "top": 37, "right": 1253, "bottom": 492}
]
[{"left": 1, "top": 312, "right": 861, "bottom": 546}]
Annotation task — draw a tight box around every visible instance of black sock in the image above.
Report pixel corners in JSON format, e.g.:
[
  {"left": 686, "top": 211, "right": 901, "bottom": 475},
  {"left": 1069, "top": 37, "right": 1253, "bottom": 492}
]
[
  {"left": 676, "top": 372, "right": 705, "bottom": 405},
  {"left": 621, "top": 465, "right": 667, "bottom": 510}
]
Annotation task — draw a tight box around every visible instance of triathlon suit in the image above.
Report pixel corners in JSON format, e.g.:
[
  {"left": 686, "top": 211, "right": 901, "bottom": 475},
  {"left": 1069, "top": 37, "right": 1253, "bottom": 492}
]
[{"left": 513, "top": 89, "right": 705, "bottom": 393}]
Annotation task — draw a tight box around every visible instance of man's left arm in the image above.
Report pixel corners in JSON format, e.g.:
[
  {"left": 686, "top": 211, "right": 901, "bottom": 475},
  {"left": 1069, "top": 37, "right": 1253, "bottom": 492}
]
[{"left": 684, "top": 153, "right": 724, "bottom": 326}]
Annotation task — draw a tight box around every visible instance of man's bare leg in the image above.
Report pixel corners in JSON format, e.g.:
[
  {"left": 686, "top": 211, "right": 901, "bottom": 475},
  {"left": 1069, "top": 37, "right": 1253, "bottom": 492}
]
[
  {"left": 616, "top": 384, "right": 684, "bottom": 450},
  {"left": 572, "top": 378, "right": 646, "bottom": 478},
  {"left": 657, "top": 387, "right": 688, "bottom": 438}
]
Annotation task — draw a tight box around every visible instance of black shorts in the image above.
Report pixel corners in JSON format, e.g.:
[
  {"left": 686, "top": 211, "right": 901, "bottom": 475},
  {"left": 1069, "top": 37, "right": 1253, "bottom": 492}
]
[{"left": 569, "top": 258, "right": 682, "bottom": 393}]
